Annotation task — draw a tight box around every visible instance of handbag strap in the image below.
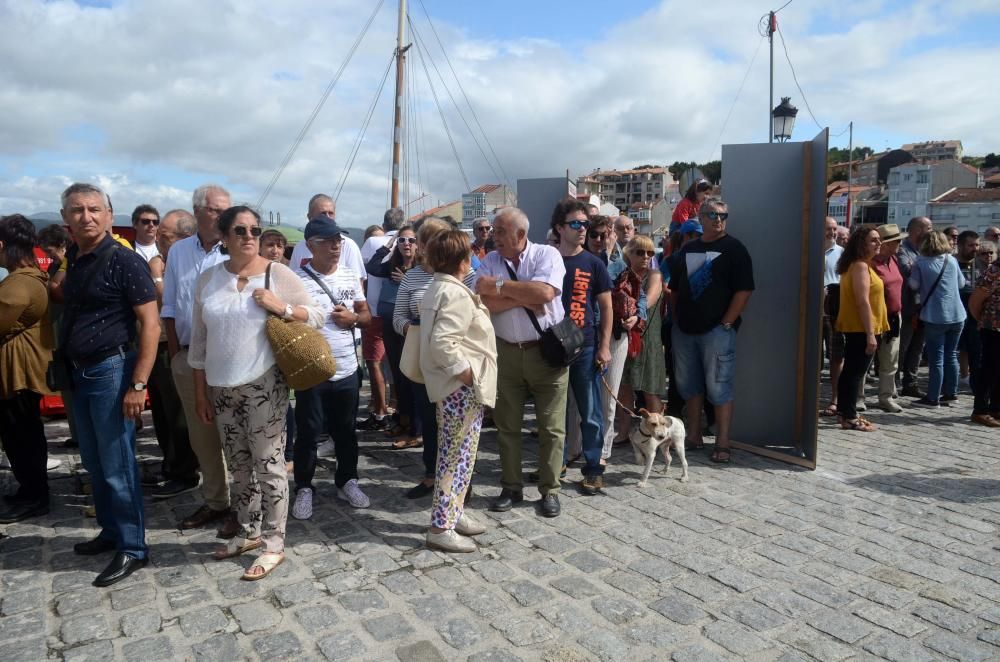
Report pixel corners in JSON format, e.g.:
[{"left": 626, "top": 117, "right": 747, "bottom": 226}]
[
  {"left": 923, "top": 259, "right": 948, "bottom": 305},
  {"left": 302, "top": 263, "right": 338, "bottom": 304},
  {"left": 503, "top": 261, "right": 546, "bottom": 337}
]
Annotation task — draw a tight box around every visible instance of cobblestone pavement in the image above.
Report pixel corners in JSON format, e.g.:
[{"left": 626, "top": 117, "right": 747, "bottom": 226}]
[{"left": 2, "top": 380, "right": 999, "bottom": 661}]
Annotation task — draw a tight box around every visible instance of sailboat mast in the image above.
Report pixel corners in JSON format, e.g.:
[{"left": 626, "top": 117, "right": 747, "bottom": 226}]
[{"left": 390, "top": 0, "right": 408, "bottom": 209}]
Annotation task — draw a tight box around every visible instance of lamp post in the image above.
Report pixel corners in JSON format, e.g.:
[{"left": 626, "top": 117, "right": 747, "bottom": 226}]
[{"left": 772, "top": 97, "right": 798, "bottom": 143}]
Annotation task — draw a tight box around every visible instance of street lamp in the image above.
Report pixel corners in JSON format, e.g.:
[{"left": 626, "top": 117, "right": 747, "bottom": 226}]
[{"left": 772, "top": 97, "right": 798, "bottom": 143}]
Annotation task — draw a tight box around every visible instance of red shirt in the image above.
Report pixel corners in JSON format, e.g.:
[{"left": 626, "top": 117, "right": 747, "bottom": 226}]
[
  {"left": 873, "top": 254, "right": 903, "bottom": 315},
  {"left": 672, "top": 198, "right": 700, "bottom": 224}
]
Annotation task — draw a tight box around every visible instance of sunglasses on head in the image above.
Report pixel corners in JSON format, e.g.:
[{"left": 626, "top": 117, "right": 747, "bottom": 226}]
[
  {"left": 233, "top": 226, "right": 263, "bottom": 238},
  {"left": 588, "top": 231, "right": 607, "bottom": 240},
  {"left": 703, "top": 211, "right": 729, "bottom": 221},
  {"left": 397, "top": 236, "right": 417, "bottom": 245},
  {"left": 138, "top": 218, "right": 159, "bottom": 226},
  {"left": 564, "top": 220, "right": 588, "bottom": 230}
]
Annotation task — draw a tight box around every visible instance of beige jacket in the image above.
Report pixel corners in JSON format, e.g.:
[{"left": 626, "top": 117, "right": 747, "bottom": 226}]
[{"left": 418, "top": 273, "right": 497, "bottom": 406}]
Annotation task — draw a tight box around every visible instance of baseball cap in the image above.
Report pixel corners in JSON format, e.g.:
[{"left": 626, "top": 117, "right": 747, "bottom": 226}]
[
  {"left": 678, "top": 220, "right": 704, "bottom": 236},
  {"left": 304, "top": 216, "right": 350, "bottom": 240}
]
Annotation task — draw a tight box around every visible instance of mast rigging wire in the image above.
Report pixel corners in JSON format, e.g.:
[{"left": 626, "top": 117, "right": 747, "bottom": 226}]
[{"left": 335, "top": 53, "right": 396, "bottom": 202}]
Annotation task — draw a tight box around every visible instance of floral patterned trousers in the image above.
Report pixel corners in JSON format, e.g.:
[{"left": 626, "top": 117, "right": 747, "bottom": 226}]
[
  {"left": 211, "top": 365, "right": 289, "bottom": 553},
  {"left": 431, "top": 386, "right": 483, "bottom": 530}
]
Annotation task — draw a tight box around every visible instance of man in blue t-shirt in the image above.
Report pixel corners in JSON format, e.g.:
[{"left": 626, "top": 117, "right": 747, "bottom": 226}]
[{"left": 551, "top": 198, "right": 612, "bottom": 494}]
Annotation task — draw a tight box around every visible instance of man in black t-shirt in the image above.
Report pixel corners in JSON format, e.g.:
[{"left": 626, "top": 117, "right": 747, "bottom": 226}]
[
  {"left": 552, "top": 198, "right": 612, "bottom": 494},
  {"left": 668, "top": 198, "right": 754, "bottom": 464}
]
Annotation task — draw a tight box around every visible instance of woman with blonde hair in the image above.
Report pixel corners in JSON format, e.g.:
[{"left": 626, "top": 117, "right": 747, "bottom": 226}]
[
  {"left": 614, "top": 235, "right": 664, "bottom": 441},
  {"left": 419, "top": 229, "right": 496, "bottom": 552},
  {"left": 190, "top": 206, "right": 323, "bottom": 580}
]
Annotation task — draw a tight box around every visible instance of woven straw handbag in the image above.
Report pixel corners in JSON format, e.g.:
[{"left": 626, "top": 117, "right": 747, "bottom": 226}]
[{"left": 263, "top": 263, "right": 337, "bottom": 390}]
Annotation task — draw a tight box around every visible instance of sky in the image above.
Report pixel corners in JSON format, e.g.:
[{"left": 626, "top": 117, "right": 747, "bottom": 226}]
[{"left": 1, "top": 0, "right": 998, "bottom": 227}]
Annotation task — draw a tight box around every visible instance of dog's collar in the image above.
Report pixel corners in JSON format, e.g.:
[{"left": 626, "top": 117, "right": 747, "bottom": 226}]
[{"left": 638, "top": 418, "right": 655, "bottom": 437}]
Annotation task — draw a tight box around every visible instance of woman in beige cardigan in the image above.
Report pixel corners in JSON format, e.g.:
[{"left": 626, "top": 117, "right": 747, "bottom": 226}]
[{"left": 419, "top": 230, "right": 497, "bottom": 553}]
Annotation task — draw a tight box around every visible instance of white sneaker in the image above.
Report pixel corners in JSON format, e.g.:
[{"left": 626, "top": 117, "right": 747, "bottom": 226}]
[
  {"left": 426, "top": 528, "right": 476, "bottom": 553},
  {"left": 292, "top": 487, "right": 314, "bottom": 520},
  {"left": 455, "top": 513, "right": 486, "bottom": 536},
  {"left": 46, "top": 458, "right": 62, "bottom": 471},
  {"left": 337, "top": 479, "right": 370, "bottom": 509},
  {"left": 879, "top": 398, "right": 903, "bottom": 413},
  {"left": 317, "top": 437, "right": 336, "bottom": 458}
]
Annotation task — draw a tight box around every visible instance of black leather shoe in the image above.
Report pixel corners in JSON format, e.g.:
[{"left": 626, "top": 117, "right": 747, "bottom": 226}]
[
  {"left": 405, "top": 480, "right": 434, "bottom": 499},
  {"left": 93, "top": 552, "right": 148, "bottom": 587},
  {"left": 539, "top": 494, "right": 561, "bottom": 518},
  {"left": 0, "top": 500, "right": 49, "bottom": 524},
  {"left": 490, "top": 488, "right": 523, "bottom": 512},
  {"left": 74, "top": 536, "right": 117, "bottom": 556}
]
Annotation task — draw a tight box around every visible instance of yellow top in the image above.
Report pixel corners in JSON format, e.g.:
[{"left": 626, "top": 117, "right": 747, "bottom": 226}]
[{"left": 836, "top": 263, "right": 889, "bottom": 334}]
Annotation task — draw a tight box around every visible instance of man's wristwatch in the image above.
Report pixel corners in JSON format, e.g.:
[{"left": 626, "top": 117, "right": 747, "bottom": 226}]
[
  {"left": 131, "top": 382, "right": 147, "bottom": 391},
  {"left": 282, "top": 304, "right": 295, "bottom": 320},
  {"left": 495, "top": 277, "right": 505, "bottom": 296}
]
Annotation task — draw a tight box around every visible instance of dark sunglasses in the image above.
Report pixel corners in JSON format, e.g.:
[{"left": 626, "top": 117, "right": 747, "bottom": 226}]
[
  {"left": 634, "top": 250, "right": 656, "bottom": 258},
  {"left": 703, "top": 211, "right": 729, "bottom": 221},
  {"left": 588, "top": 231, "right": 607, "bottom": 240},
  {"left": 138, "top": 218, "right": 159, "bottom": 226},
  {"left": 564, "top": 220, "right": 588, "bottom": 230},
  {"left": 474, "top": 226, "right": 491, "bottom": 232},
  {"left": 233, "top": 226, "right": 263, "bottom": 238},
  {"left": 397, "top": 236, "right": 417, "bottom": 245},
  {"left": 947, "top": 234, "right": 959, "bottom": 239}
]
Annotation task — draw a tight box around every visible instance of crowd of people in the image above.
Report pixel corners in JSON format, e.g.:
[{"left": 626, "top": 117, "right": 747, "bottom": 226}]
[{"left": 1, "top": 177, "right": 995, "bottom": 589}]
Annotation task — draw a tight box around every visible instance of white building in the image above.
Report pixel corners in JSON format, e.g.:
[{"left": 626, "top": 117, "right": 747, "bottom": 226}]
[
  {"left": 900, "top": 140, "right": 964, "bottom": 162},
  {"left": 928, "top": 188, "right": 1000, "bottom": 232},
  {"left": 576, "top": 167, "right": 669, "bottom": 211},
  {"left": 886, "top": 161, "right": 979, "bottom": 223},
  {"left": 461, "top": 184, "right": 515, "bottom": 228}
]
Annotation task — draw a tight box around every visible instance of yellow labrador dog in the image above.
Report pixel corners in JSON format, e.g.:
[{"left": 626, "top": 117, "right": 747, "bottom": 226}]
[{"left": 629, "top": 408, "right": 688, "bottom": 486}]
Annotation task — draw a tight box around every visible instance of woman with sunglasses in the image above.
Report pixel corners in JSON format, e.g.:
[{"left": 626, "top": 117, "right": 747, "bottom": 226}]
[
  {"left": 189, "top": 206, "right": 323, "bottom": 580},
  {"left": 366, "top": 225, "right": 421, "bottom": 448},
  {"left": 585, "top": 216, "right": 614, "bottom": 265},
  {"left": 614, "top": 235, "right": 665, "bottom": 441}
]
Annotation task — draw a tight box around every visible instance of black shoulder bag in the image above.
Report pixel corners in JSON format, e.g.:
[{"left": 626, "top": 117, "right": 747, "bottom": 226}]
[
  {"left": 503, "top": 263, "right": 584, "bottom": 367},
  {"left": 46, "top": 244, "right": 118, "bottom": 391},
  {"left": 912, "top": 259, "right": 948, "bottom": 331},
  {"left": 302, "top": 263, "right": 366, "bottom": 383}
]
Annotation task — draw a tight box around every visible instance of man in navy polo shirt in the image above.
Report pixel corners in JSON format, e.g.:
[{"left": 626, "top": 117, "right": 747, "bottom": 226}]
[
  {"left": 551, "top": 198, "right": 612, "bottom": 494},
  {"left": 60, "top": 182, "right": 160, "bottom": 586}
]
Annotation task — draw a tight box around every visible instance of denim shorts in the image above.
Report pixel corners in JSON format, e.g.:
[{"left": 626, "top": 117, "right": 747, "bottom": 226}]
[{"left": 671, "top": 324, "right": 737, "bottom": 405}]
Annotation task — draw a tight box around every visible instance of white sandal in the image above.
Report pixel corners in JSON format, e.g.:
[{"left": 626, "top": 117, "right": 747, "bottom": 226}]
[
  {"left": 213, "top": 536, "right": 262, "bottom": 560},
  {"left": 242, "top": 552, "right": 285, "bottom": 581}
]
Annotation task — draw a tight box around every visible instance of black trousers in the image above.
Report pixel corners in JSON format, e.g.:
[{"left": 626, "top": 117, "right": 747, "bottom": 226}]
[
  {"left": 383, "top": 327, "right": 419, "bottom": 435},
  {"left": 0, "top": 390, "right": 49, "bottom": 502},
  {"left": 413, "top": 382, "right": 438, "bottom": 479},
  {"left": 147, "top": 344, "right": 198, "bottom": 482},
  {"left": 294, "top": 373, "right": 360, "bottom": 489},
  {"left": 973, "top": 329, "right": 1000, "bottom": 416},
  {"left": 838, "top": 332, "right": 875, "bottom": 420}
]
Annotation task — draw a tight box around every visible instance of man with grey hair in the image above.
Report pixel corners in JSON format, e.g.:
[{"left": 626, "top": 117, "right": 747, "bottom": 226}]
[
  {"left": 471, "top": 216, "right": 493, "bottom": 260},
  {"left": 160, "top": 184, "right": 236, "bottom": 535},
  {"left": 897, "top": 216, "right": 933, "bottom": 397},
  {"left": 288, "top": 194, "right": 367, "bottom": 277},
  {"left": 669, "top": 198, "right": 754, "bottom": 464},
  {"left": 475, "top": 207, "right": 569, "bottom": 518}
]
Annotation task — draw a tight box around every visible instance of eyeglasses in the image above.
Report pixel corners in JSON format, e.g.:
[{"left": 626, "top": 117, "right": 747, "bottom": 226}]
[
  {"left": 564, "top": 220, "right": 588, "bottom": 230},
  {"left": 138, "top": 217, "right": 159, "bottom": 226},
  {"left": 947, "top": 234, "right": 959, "bottom": 240},
  {"left": 203, "top": 207, "right": 227, "bottom": 216},
  {"left": 633, "top": 250, "right": 656, "bottom": 258},
  {"left": 588, "top": 231, "right": 607, "bottom": 240},
  {"left": 703, "top": 211, "right": 729, "bottom": 221},
  {"left": 474, "top": 226, "right": 491, "bottom": 232},
  {"left": 233, "top": 226, "right": 263, "bottom": 238},
  {"left": 980, "top": 252, "right": 995, "bottom": 257},
  {"left": 397, "top": 237, "right": 417, "bottom": 245}
]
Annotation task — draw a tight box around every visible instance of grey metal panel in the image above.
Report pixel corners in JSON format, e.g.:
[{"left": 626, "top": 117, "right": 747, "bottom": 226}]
[
  {"left": 720, "top": 130, "right": 828, "bottom": 465},
  {"left": 516, "top": 178, "right": 573, "bottom": 245}
]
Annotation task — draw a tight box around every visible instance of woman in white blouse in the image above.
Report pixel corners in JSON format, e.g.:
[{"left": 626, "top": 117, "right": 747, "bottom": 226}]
[
  {"left": 189, "top": 206, "right": 322, "bottom": 581},
  {"left": 419, "top": 229, "right": 497, "bottom": 553}
]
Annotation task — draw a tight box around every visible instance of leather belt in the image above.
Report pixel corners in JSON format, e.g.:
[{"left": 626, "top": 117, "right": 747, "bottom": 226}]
[
  {"left": 70, "top": 344, "right": 130, "bottom": 370},
  {"left": 500, "top": 338, "right": 540, "bottom": 350}
]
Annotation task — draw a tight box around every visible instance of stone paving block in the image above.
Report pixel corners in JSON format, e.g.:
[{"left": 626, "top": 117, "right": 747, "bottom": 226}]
[
  {"left": 566, "top": 549, "right": 613, "bottom": 573},
  {"left": 216, "top": 576, "right": 263, "bottom": 600},
  {"left": 0, "top": 636, "right": 46, "bottom": 662},
  {"left": 408, "top": 593, "right": 455, "bottom": 623},
  {"left": 851, "top": 580, "right": 917, "bottom": 609},
  {"left": 577, "top": 629, "right": 631, "bottom": 661},
  {"left": 592, "top": 595, "right": 645, "bottom": 625},
  {"left": 397, "top": 640, "right": 449, "bottom": 661},
  {"left": 273, "top": 578, "right": 325, "bottom": 607},
  {"left": 702, "top": 621, "right": 770, "bottom": 656},
  {"left": 862, "top": 632, "right": 937, "bottom": 662},
  {"left": 364, "top": 613, "right": 415, "bottom": 641},
  {"left": 550, "top": 575, "right": 602, "bottom": 598},
  {"left": 780, "top": 631, "right": 856, "bottom": 662},
  {"left": 978, "top": 628, "right": 1000, "bottom": 646},
  {"left": 0, "top": 587, "right": 44, "bottom": 616},
  {"left": 532, "top": 534, "right": 578, "bottom": 554},
  {"left": 457, "top": 587, "right": 510, "bottom": 618},
  {"left": 466, "top": 651, "right": 523, "bottom": 662},
  {"left": 437, "top": 617, "right": 490, "bottom": 650},
  {"left": 178, "top": 605, "right": 227, "bottom": 637},
  {"left": 911, "top": 601, "right": 979, "bottom": 633},
  {"left": 61, "top": 613, "right": 111, "bottom": 646},
  {"left": 867, "top": 566, "right": 925, "bottom": 590},
  {"left": 918, "top": 584, "right": 983, "bottom": 612},
  {"left": 540, "top": 602, "right": 593, "bottom": 635},
  {"left": 317, "top": 630, "right": 367, "bottom": 661},
  {"left": 602, "top": 569, "right": 662, "bottom": 601},
  {"left": 63, "top": 640, "right": 115, "bottom": 662},
  {"left": 381, "top": 569, "right": 426, "bottom": 595},
  {"left": 649, "top": 594, "right": 709, "bottom": 625},
  {"left": 754, "top": 589, "right": 823, "bottom": 617},
  {"left": 672, "top": 574, "right": 737, "bottom": 604},
  {"left": 628, "top": 556, "right": 682, "bottom": 582},
  {"left": 120, "top": 609, "right": 162, "bottom": 638},
  {"left": 923, "top": 631, "right": 993, "bottom": 662},
  {"left": 807, "top": 612, "right": 873, "bottom": 644},
  {"left": 504, "top": 578, "right": 554, "bottom": 607},
  {"left": 493, "top": 615, "right": 557, "bottom": 646},
  {"left": 252, "top": 631, "right": 302, "bottom": 661},
  {"left": 622, "top": 622, "right": 683, "bottom": 648},
  {"left": 231, "top": 600, "right": 282, "bottom": 633},
  {"left": 307, "top": 551, "right": 347, "bottom": 577},
  {"left": 853, "top": 603, "right": 927, "bottom": 638},
  {"left": 720, "top": 601, "right": 788, "bottom": 632},
  {"left": 110, "top": 583, "right": 155, "bottom": 611},
  {"left": 55, "top": 588, "right": 99, "bottom": 616},
  {"left": 670, "top": 644, "right": 728, "bottom": 662},
  {"left": 337, "top": 588, "right": 387, "bottom": 613},
  {"left": 358, "top": 550, "right": 399, "bottom": 574},
  {"left": 425, "top": 564, "right": 466, "bottom": 587},
  {"left": 670, "top": 552, "right": 723, "bottom": 575},
  {"left": 122, "top": 636, "right": 174, "bottom": 661},
  {"left": 153, "top": 564, "right": 200, "bottom": 588},
  {"left": 518, "top": 556, "right": 564, "bottom": 578},
  {"left": 708, "top": 566, "right": 762, "bottom": 593}
]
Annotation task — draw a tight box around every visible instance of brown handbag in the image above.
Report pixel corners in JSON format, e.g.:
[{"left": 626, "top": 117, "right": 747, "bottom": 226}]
[{"left": 263, "top": 263, "right": 337, "bottom": 390}]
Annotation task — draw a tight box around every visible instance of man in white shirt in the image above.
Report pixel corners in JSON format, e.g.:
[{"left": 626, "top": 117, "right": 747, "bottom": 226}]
[
  {"left": 291, "top": 217, "right": 373, "bottom": 519},
  {"left": 161, "top": 184, "right": 235, "bottom": 536},
  {"left": 474, "top": 207, "right": 568, "bottom": 518},
  {"left": 288, "top": 194, "right": 366, "bottom": 275},
  {"left": 357, "top": 208, "right": 403, "bottom": 431},
  {"left": 821, "top": 216, "right": 846, "bottom": 417},
  {"left": 131, "top": 204, "right": 161, "bottom": 262}
]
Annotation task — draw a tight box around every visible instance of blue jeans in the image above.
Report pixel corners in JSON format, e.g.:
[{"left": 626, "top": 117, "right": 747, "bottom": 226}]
[
  {"left": 923, "top": 321, "right": 963, "bottom": 402},
  {"left": 564, "top": 346, "right": 604, "bottom": 476},
  {"left": 71, "top": 351, "right": 148, "bottom": 559},
  {"left": 672, "top": 325, "right": 738, "bottom": 405}
]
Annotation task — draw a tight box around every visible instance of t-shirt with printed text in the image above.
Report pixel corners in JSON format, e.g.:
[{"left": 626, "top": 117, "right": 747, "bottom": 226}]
[{"left": 560, "top": 250, "right": 612, "bottom": 346}]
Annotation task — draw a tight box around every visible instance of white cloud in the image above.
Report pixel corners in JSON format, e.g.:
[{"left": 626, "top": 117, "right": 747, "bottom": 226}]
[{"left": 0, "top": 0, "right": 996, "bottom": 226}]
